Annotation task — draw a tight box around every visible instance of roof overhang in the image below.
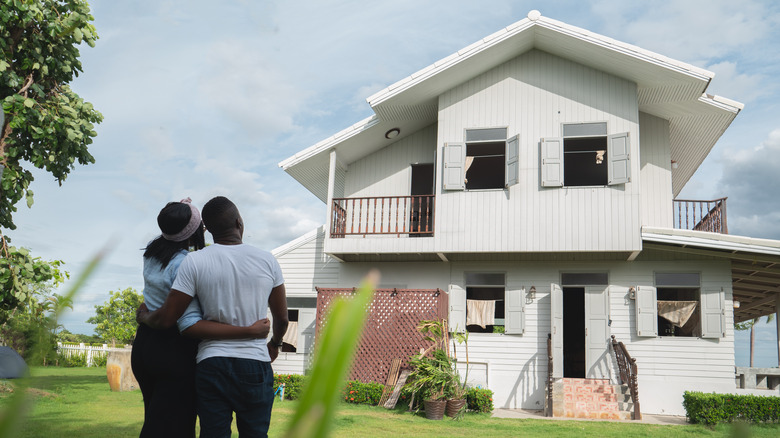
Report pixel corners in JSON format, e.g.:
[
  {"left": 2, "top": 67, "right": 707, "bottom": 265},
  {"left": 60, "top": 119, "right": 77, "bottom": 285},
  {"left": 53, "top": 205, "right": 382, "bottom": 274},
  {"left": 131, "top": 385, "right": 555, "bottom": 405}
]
[
  {"left": 643, "top": 227, "right": 780, "bottom": 323},
  {"left": 281, "top": 11, "right": 743, "bottom": 201}
]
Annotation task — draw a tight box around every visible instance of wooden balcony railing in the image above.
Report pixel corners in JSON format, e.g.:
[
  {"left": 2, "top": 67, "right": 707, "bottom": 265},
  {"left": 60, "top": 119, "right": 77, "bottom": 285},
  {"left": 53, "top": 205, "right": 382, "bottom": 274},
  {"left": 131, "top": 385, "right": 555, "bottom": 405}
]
[
  {"left": 611, "top": 335, "right": 641, "bottom": 420},
  {"left": 673, "top": 197, "right": 728, "bottom": 234},
  {"left": 330, "top": 195, "right": 435, "bottom": 238}
]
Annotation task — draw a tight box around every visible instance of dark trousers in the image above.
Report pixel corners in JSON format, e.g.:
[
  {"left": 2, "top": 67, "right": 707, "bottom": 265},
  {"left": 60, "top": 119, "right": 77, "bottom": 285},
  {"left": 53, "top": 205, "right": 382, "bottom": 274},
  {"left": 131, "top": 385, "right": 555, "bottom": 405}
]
[
  {"left": 131, "top": 323, "right": 200, "bottom": 438},
  {"left": 195, "top": 357, "right": 274, "bottom": 438}
]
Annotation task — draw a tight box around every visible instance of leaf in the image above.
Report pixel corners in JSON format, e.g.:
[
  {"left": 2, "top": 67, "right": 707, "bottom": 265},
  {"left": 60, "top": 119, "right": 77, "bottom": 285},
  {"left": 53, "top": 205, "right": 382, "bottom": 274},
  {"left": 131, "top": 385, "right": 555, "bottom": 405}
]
[
  {"left": 23, "top": 98, "right": 34, "bottom": 108},
  {"left": 73, "top": 28, "right": 82, "bottom": 42}
]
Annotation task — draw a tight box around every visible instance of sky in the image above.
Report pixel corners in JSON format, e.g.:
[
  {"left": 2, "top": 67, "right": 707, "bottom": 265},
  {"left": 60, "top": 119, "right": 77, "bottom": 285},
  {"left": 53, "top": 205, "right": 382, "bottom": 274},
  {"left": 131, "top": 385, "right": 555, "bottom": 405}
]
[{"left": 5, "top": 0, "right": 780, "bottom": 367}]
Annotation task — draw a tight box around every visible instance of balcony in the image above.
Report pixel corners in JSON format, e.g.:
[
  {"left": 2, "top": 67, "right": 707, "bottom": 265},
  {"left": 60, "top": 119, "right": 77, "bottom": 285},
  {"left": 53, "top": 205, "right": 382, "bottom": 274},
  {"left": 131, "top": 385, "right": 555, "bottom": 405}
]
[
  {"left": 673, "top": 197, "right": 728, "bottom": 234},
  {"left": 331, "top": 195, "right": 434, "bottom": 238}
]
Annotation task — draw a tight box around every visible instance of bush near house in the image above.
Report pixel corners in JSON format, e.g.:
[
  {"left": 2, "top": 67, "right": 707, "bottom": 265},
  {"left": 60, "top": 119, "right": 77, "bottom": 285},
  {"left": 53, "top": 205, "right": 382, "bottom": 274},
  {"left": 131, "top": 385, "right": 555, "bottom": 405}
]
[
  {"left": 273, "top": 374, "right": 306, "bottom": 400},
  {"left": 342, "top": 381, "right": 385, "bottom": 404},
  {"left": 683, "top": 391, "right": 780, "bottom": 425},
  {"left": 466, "top": 387, "right": 494, "bottom": 413}
]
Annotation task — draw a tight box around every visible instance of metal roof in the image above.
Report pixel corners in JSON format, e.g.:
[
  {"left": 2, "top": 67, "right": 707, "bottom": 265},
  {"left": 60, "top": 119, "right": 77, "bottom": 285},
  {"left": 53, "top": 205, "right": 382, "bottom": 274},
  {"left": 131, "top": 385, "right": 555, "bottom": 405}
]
[
  {"left": 643, "top": 227, "right": 780, "bottom": 323},
  {"left": 281, "top": 10, "right": 742, "bottom": 201}
]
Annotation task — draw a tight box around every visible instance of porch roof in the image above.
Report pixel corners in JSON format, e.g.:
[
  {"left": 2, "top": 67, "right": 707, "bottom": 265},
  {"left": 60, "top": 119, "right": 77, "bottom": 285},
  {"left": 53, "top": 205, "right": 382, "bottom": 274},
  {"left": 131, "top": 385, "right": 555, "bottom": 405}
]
[
  {"left": 280, "top": 11, "right": 742, "bottom": 202},
  {"left": 642, "top": 227, "right": 780, "bottom": 323}
]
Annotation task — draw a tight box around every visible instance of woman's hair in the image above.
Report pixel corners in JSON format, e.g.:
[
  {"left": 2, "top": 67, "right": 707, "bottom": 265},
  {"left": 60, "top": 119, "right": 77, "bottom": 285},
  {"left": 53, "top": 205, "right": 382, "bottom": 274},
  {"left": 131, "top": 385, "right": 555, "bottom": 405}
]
[{"left": 143, "top": 202, "right": 205, "bottom": 268}]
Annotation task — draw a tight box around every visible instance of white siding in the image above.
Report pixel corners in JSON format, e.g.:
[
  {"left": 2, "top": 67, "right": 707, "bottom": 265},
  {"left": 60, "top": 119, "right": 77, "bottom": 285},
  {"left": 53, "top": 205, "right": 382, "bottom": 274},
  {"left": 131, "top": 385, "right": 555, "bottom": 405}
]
[
  {"left": 639, "top": 112, "right": 673, "bottom": 228},
  {"left": 435, "top": 49, "right": 642, "bottom": 253},
  {"left": 275, "top": 227, "right": 340, "bottom": 297}
]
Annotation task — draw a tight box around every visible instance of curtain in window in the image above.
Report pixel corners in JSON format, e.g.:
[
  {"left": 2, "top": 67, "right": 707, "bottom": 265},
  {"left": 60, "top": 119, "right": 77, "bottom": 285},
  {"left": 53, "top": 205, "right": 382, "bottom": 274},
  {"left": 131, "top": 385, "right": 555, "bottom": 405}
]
[
  {"left": 657, "top": 300, "right": 697, "bottom": 327},
  {"left": 466, "top": 299, "right": 495, "bottom": 328},
  {"left": 282, "top": 321, "right": 298, "bottom": 348}
]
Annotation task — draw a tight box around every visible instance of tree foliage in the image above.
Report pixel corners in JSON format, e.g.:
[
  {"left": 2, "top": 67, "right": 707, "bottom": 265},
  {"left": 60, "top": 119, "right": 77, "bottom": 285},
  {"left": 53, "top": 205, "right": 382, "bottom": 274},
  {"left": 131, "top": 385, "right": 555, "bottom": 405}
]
[
  {"left": 87, "top": 287, "right": 143, "bottom": 345},
  {"left": 0, "top": 237, "right": 66, "bottom": 321},
  {"left": 0, "top": 0, "right": 103, "bottom": 229}
]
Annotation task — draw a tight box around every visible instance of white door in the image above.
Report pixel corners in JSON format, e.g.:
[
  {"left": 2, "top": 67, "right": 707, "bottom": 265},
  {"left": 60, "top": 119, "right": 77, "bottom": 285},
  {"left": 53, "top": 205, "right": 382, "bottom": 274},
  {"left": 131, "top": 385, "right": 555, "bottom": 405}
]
[
  {"left": 585, "top": 286, "right": 610, "bottom": 379},
  {"left": 550, "top": 283, "right": 563, "bottom": 378}
]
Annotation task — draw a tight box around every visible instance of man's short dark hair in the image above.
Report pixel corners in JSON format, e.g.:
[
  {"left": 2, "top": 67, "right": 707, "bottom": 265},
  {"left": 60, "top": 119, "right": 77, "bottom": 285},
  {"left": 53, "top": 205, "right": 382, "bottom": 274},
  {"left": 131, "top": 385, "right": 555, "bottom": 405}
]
[{"left": 202, "top": 196, "right": 239, "bottom": 235}]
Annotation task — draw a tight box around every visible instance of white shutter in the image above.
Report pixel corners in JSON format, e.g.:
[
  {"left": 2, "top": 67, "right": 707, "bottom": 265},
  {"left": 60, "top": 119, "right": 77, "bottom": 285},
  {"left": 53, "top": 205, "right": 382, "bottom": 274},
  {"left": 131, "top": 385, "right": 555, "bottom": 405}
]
[
  {"left": 541, "top": 138, "right": 563, "bottom": 187},
  {"left": 443, "top": 142, "right": 465, "bottom": 190},
  {"left": 585, "top": 286, "right": 610, "bottom": 379},
  {"left": 448, "top": 284, "right": 466, "bottom": 332},
  {"left": 551, "top": 283, "right": 563, "bottom": 378},
  {"left": 505, "top": 135, "right": 520, "bottom": 188},
  {"left": 700, "top": 288, "right": 725, "bottom": 339},
  {"left": 504, "top": 286, "right": 525, "bottom": 334},
  {"left": 297, "top": 308, "right": 317, "bottom": 353},
  {"left": 635, "top": 286, "right": 658, "bottom": 337},
  {"left": 608, "top": 132, "right": 630, "bottom": 185}
]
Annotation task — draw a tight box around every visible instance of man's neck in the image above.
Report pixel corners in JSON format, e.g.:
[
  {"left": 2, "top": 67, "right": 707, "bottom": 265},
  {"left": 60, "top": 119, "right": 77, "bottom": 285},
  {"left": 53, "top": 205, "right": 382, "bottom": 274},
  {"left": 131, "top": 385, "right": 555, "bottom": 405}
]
[{"left": 213, "top": 233, "right": 243, "bottom": 245}]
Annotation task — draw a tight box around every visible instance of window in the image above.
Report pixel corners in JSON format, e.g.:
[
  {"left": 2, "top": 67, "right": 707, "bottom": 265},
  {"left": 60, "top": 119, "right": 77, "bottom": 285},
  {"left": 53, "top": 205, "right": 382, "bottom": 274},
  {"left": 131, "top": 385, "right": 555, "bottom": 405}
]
[
  {"left": 273, "top": 297, "right": 317, "bottom": 353},
  {"left": 465, "top": 273, "right": 505, "bottom": 333},
  {"left": 443, "top": 128, "right": 519, "bottom": 190},
  {"left": 634, "top": 273, "right": 725, "bottom": 339},
  {"left": 541, "top": 123, "right": 630, "bottom": 188}
]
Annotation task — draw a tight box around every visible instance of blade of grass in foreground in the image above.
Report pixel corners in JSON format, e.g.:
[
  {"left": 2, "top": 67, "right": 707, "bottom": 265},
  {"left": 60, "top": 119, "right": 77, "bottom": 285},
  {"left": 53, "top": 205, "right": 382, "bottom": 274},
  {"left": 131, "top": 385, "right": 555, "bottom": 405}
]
[
  {"left": 0, "top": 247, "right": 106, "bottom": 438},
  {"left": 285, "top": 270, "right": 378, "bottom": 438}
]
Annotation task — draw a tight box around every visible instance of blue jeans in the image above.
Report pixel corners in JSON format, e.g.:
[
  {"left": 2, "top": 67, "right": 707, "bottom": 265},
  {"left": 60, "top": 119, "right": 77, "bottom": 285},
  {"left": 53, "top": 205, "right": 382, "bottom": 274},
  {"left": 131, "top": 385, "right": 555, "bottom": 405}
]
[{"left": 195, "top": 357, "right": 274, "bottom": 438}]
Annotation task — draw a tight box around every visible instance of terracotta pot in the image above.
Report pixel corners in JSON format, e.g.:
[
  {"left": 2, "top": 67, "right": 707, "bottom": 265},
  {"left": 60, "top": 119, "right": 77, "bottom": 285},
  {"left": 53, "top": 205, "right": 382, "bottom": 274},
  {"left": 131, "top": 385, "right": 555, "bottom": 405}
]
[
  {"left": 446, "top": 398, "right": 467, "bottom": 417},
  {"left": 424, "top": 399, "right": 447, "bottom": 420}
]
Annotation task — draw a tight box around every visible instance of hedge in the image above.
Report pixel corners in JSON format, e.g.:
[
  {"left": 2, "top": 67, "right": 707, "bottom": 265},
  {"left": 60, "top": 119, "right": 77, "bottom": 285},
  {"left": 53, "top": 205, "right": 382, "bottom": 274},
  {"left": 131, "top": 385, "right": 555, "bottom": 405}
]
[
  {"left": 272, "top": 373, "right": 494, "bottom": 413},
  {"left": 683, "top": 391, "right": 780, "bottom": 425}
]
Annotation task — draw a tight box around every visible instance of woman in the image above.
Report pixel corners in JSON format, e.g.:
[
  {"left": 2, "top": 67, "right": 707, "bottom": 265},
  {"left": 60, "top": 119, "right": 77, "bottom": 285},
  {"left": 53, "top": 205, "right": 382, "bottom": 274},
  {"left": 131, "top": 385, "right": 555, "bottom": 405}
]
[{"left": 131, "top": 199, "right": 267, "bottom": 438}]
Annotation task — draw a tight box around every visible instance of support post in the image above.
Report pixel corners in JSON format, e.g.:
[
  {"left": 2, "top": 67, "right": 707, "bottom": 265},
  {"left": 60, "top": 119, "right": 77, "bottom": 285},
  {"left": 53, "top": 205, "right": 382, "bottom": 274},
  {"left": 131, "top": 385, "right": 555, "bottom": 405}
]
[
  {"left": 776, "top": 294, "right": 780, "bottom": 366},
  {"left": 326, "top": 149, "right": 337, "bottom": 238}
]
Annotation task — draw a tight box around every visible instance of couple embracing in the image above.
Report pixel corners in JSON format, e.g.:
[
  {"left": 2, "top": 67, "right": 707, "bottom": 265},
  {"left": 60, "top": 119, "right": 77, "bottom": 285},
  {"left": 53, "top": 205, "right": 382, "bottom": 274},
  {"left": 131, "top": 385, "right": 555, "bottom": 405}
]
[{"left": 132, "top": 196, "right": 288, "bottom": 438}]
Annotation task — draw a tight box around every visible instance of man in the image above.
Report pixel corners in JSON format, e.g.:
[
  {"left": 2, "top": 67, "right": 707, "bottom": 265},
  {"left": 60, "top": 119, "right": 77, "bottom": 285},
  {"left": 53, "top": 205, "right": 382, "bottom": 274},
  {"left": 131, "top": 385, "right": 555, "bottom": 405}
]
[{"left": 137, "top": 196, "right": 288, "bottom": 437}]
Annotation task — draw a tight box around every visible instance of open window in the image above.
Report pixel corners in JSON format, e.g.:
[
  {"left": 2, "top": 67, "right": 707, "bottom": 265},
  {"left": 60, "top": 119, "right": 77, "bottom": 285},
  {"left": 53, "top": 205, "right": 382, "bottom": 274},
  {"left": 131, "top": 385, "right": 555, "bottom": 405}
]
[
  {"left": 443, "top": 128, "right": 519, "bottom": 191},
  {"left": 274, "top": 297, "right": 317, "bottom": 353},
  {"left": 541, "top": 122, "right": 629, "bottom": 187},
  {"left": 635, "top": 273, "right": 725, "bottom": 339}
]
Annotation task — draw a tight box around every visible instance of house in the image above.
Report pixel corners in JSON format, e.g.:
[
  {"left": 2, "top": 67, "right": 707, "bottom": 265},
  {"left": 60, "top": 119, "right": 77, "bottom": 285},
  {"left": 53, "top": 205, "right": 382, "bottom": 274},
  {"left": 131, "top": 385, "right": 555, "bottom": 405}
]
[{"left": 271, "top": 11, "right": 780, "bottom": 418}]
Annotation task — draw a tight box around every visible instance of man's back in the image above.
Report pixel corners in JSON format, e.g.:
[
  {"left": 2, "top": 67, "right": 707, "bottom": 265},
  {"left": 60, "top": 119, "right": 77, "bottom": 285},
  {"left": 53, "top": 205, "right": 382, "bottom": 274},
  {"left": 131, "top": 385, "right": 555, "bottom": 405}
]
[{"left": 172, "top": 243, "right": 284, "bottom": 363}]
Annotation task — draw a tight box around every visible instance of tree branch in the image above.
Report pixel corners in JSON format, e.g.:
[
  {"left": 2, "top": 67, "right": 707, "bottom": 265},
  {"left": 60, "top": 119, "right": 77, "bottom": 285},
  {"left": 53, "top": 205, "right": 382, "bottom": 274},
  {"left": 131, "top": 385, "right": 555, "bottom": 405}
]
[{"left": 18, "top": 74, "right": 35, "bottom": 96}]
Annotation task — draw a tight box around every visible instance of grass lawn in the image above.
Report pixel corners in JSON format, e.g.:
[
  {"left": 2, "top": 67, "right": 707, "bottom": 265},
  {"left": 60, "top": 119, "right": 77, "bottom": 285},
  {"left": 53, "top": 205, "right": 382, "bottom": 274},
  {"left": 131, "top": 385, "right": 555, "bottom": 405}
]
[{"left": 2, "top": 367, "right": 779, "bottom": 437}]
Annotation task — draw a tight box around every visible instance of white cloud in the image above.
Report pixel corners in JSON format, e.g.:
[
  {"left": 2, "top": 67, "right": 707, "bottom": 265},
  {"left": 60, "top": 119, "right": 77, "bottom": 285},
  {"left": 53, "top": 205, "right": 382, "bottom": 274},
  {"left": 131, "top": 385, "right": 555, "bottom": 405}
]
[{"left": 707, "top": 61, "right": 765, "bottom": 103}]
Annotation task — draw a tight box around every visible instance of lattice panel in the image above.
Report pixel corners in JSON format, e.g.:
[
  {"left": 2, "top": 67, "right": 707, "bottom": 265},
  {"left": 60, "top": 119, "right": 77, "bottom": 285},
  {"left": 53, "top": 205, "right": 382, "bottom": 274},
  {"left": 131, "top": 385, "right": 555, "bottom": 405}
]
[{"left": 315, "top": 288, "right": 448, "bottom": 384}]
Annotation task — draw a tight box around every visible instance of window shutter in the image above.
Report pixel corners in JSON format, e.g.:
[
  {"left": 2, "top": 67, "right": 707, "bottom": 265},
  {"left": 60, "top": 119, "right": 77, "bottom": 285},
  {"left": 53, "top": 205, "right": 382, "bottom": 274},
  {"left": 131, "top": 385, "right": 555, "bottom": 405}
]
[
  {"left": 608, "top": 132, "right": 630, "bottom": 185},
  {"left": 700, "top": 288, "right": 725, "bottom": 339},
  {"left": 297, "top": 308, "right": 317, "bottom": 353},
  {"left": 551, "top": 283, "right": 563, "bottom": 378},
  {"left": 443, "top": 142, "right": 465, "bottom": 190},
  {"left": 540, "top": 138, "right": 563, "bottom": 187},
  {"left": 635, "top": 285, "right": 658, "bottom": 337},
  {"left": 505, "top": 135, "right": 520, "bottom": 188},
  {"left": 504, "top": 286, "right": 525, "bottom": 334},
  {"left": 448, "top": 284, "right": 466, "bottom": 332}
]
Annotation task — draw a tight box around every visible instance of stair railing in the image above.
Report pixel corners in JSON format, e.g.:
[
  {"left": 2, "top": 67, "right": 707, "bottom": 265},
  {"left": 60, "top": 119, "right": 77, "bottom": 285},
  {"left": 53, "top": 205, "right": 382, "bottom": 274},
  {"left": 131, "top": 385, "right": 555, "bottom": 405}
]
[
  {"left": 610, "top": 335, "right": 641, "bottom": 420},
  {"left": 546, "top": 333, "right": 553, "bottom": 417}
]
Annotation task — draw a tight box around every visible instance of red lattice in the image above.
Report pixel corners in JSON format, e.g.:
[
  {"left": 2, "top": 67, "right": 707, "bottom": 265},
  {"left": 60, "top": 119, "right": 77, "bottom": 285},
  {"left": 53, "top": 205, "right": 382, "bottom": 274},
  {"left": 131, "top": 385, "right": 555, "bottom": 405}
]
[{"left": 315, "top": 288, "right": 448, "bottom": 384}]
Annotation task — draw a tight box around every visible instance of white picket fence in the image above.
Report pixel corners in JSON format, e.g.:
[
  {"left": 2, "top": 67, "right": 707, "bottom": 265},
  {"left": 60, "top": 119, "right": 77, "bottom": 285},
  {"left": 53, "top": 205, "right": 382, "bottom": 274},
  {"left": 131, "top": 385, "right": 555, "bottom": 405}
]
[{"left": 56, "top": 342, "right": 123, "bottom": 367}]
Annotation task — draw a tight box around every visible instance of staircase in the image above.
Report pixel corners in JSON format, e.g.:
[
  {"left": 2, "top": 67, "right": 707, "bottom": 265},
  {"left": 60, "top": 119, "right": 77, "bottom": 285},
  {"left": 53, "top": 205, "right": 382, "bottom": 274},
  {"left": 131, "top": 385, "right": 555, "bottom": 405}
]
[{"left": 551, "top": 378, "right": 634, "bottom": 420}]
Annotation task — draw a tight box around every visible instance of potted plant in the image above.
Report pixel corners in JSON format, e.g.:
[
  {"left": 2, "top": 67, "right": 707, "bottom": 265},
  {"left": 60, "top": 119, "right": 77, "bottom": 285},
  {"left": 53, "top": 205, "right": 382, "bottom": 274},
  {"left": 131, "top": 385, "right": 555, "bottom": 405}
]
[
  {"left": 446, "top": 330, "right": 469, "bottom": 418},
  {"left": 404, "top": 320, "right": 457, "bottom": 420}
]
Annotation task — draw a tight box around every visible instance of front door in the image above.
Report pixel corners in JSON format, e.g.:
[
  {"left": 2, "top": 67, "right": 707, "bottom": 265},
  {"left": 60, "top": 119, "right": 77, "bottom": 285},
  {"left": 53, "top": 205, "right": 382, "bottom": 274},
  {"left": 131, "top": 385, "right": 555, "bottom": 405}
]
[
  {"left": 550, "top": 283, "right": 610, "bottom": 379},
  {"left": 410, "top": 164, "right": 434, "bottom": 236}
]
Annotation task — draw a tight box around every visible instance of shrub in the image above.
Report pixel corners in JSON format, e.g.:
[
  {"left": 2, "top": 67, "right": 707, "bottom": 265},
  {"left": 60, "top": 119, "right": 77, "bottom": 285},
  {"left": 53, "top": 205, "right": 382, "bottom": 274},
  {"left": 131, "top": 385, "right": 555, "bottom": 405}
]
[
  {"left": 92, "top": 354, "right": 108, "bottom": 367},
  {"left": 466, "top": 387, "right": 494, "bottom": 413},
  {"left": 683, "top": 391, "right": 780, "bottom": 425},
  {"left": 57, "top": 351, "right": 88, "bottom": 367},
  {"left": 342, "top": 381, "right": 384, "bottom": 405},
  {"left": 273, "top": 374, "right": 306, "bottom": 400}
]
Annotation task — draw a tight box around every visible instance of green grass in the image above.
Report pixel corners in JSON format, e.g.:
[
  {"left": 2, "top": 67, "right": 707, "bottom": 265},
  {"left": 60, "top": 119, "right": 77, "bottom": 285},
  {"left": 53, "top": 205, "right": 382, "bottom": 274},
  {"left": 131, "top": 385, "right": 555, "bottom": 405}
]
[{"left": 2, "top": 367, "right": 779, "bottom": 437}]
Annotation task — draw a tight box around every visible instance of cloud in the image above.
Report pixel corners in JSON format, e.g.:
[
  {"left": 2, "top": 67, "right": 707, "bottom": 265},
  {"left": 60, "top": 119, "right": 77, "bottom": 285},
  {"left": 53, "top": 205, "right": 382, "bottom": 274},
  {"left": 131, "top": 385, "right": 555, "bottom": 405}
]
[
  {"left": 707, "top": 61, "right": 765, "bottom": 103},
  {"left": 718, "top": 129, "right": 780, "bottom": 238}
]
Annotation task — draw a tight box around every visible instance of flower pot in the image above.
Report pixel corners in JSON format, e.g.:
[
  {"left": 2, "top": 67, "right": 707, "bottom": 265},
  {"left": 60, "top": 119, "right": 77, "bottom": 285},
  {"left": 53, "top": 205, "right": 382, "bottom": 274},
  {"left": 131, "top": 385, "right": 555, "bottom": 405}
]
[
  {"left": 446, "top": 398, "right": 467, "bottom": 417},
  {"left": 424, "top": 399, "right": 446, "bottom": 420}
]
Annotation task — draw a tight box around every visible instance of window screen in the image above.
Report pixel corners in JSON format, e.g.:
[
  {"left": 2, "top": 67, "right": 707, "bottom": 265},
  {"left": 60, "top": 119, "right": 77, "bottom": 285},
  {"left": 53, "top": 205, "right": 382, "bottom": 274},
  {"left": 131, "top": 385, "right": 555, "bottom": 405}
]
[
  {"left": 465, "top": 273, "right": 505, "bottom": 286},
  {"left": 561, "top": 272, "right": 608, "bottom": 285},
  {"left": 655, "top": 273, "right": 700, "bottom": 287},
  {"left": 465, "top": 128, "right": 507, "bottom": 142},
  {"left": 563, "top": 122, "right": 607, "bottom": 137},
  {"left": 287, "top": 297, "right": 318, "bottom": 308}
]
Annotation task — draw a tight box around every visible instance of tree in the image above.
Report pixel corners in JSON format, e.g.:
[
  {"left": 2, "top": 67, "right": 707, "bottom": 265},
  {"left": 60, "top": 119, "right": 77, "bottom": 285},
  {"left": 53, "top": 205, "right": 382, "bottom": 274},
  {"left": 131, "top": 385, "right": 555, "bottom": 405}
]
[
  {"left": 1, "top": 0, "right": 103, "bottom": 230},
  {"left": 735, "top": 314, "right": 775, "bottom": 367},
  {"left": 87, "top": 287, "right": 143, "bottom": 346}
]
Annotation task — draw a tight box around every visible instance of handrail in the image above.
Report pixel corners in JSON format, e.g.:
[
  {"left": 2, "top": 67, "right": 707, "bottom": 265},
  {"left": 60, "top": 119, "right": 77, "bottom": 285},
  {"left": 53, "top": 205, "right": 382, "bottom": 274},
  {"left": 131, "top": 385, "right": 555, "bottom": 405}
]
[
  {"left": 546, "top": 333, "right": 553, "bottom": 417},
  {"left": 610, "top": 335, "right": 641, "bottom": 420},
  {"left": 673, "top": 197, "right": 728, "bottom": 234},
  {"left": 331, "top": 195, "right": 435, "bottom": 238}
]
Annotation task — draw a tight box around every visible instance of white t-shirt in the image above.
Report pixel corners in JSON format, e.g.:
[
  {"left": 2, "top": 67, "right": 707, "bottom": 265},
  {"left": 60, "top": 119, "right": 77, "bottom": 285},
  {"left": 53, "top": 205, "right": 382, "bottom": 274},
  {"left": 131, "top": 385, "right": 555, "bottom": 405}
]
[{"left": 171, "top": 243, "right": 284, "bottom": 363}]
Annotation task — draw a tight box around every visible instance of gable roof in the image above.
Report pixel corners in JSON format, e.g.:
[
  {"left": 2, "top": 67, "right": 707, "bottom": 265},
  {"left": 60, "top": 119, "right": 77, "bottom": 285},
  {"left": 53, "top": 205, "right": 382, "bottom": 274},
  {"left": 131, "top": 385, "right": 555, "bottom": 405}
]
[{"left": 280, "top": 10, "right": 742, "bottom": 202}]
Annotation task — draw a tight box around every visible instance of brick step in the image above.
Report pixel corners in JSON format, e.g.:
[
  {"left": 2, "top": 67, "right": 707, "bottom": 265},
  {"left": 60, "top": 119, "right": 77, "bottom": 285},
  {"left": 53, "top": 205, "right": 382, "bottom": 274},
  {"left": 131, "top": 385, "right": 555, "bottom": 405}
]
[{"left": 552, "top": 378, "right": 636, "bottom": 420}]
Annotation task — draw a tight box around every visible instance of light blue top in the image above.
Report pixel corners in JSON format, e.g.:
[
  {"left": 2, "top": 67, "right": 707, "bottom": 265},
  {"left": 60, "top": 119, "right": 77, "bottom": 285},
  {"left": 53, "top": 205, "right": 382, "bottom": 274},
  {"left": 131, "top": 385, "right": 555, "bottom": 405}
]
[{"left": 142, "top": 250, "right": 202, "bottom": 333}]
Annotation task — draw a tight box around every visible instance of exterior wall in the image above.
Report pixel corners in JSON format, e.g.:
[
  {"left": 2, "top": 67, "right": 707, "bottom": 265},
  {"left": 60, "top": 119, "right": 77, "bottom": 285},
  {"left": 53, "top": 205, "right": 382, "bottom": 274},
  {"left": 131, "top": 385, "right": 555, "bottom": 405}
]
[
  {"left": 275, "top": 227, "right": 340, "bottom": 297},
  {"left": 343, "top": 124, "right": 437, "bottom": 198},
  {"left": 435, "top": 49, "right": 641, "bottom": 253},
  {"left": 639, "top": 112, "right": 674, "bottom": 228}
]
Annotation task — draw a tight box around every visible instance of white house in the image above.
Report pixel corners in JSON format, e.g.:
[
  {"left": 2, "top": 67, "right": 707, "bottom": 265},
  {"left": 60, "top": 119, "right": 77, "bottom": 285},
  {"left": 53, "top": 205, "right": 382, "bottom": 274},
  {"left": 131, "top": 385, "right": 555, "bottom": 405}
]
[{"left": 271, "top": 11, "right": 780, "bottom": 418}]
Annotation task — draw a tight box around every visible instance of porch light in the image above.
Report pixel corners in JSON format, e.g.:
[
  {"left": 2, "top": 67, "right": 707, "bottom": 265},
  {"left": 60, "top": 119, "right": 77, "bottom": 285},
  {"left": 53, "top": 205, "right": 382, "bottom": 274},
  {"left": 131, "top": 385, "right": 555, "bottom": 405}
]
[
  {"left": 528, "top": 286, "right": 536, "bottom": 302},
  {"left": 385, "top": 128, "right": 400, "bottom": 139},
  {"left": 628, "top": 287, "right": 636, "bottom": 300},
  {"left": 671, "top": 160, "right": 678, "bottom": 169},
  {"left": 734, "top": 301, "right": 740, "bottom": 309}
]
